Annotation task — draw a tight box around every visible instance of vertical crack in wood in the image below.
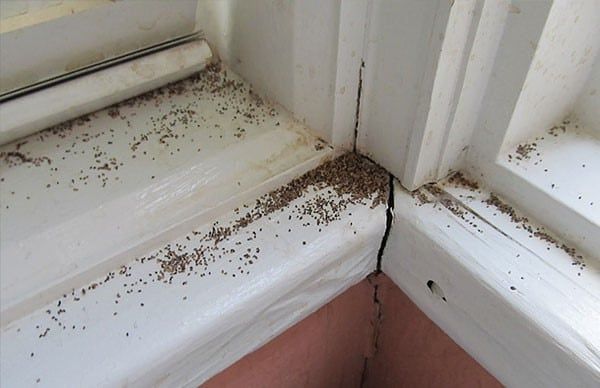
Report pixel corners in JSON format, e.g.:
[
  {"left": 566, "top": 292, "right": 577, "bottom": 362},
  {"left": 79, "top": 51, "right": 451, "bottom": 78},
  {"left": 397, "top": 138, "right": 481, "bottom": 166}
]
[
  {"left": 360, "top": 273, "right": 384, "bottom": 387},
  {"left": 360, "top": 175, "right": 393, "bottom": 386},
  {"left": 376, "top": 173, "right": 394, "bottom": 273},
  {"left": 353, "top": 60, "right": 365, "bottom": 152}
]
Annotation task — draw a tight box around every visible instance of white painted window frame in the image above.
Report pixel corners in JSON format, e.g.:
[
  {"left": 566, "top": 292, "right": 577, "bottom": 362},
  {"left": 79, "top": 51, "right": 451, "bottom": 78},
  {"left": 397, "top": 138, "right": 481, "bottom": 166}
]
[
  {"left": 359, "top": 0, "right": 599, "bottom": 260},
  {"left": 357, "top": 4, "right": 600, "bottom": 384},
  {"left": 461, "top": 0, "right": 600, "bottom": 260},
  {"left": 1, "top": 2, "right": 598, "bottom": 386}
]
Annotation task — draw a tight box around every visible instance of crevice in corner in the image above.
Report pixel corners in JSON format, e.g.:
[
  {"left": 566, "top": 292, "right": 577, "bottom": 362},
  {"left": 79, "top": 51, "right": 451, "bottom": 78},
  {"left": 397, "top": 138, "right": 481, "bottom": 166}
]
[
  {"left": 360, "top": 273, "right": 384, "bottom": 387},
  {"left": 359, "top": 355, "right": 369, "bottom": 387},
  {"left": 353, "top": 60, "right": 365, "bottom": 152},
  {"left": 375, "top": 173, "right": 394, "bottom": 273},
  {"left": 360, "top": 171, "right": 394, "bottom": 386}
]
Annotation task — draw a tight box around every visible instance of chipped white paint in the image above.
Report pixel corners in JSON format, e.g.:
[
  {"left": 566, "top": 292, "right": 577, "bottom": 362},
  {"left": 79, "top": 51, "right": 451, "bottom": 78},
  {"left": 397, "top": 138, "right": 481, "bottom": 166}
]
[
  {"left": 0, "top": 40, "right": 212, "bottom": 145},
  {"left": 0, "top": 64, "right": 332, "bottom": 325},
  {"left": 385, "top": 180, "right": 600, "bottom": 387}
]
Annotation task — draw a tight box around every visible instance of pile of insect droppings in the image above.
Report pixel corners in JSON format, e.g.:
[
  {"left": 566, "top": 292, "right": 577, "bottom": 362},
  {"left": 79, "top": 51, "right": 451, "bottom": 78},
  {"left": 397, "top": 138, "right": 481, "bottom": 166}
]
[{"left": 152, "top": 152, "right": 389, "bottom": 280}]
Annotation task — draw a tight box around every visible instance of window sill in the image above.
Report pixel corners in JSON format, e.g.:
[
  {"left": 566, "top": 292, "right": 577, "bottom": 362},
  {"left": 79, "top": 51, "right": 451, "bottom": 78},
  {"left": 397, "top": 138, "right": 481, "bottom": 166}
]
[
  {"left": 385, "top": 179, "right": 600, "bottom": 387},
  {"left": 0, "top": 158, "right": 387, "bottom": 387},
  {"left": 489, "top": 120, "right": 600, "bottom": 259},
  {"left": 0, "top": 63, "right": 331, "bottom": 325}
]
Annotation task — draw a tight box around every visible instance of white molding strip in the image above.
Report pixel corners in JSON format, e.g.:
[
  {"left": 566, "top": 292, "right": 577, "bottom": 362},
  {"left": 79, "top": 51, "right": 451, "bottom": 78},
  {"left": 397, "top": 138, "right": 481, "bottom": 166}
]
[
  {"left": 0, "top": 40, "right": 212, "bottom": 145},
  {"left": 401, "top": 0, "right": 480, "bottom": 189},
  {"left": 330, "top": 0, "right": 369, "bottom": 150},
  {"left": 356, "top": 0, "right": 453, "bottom": 184}
]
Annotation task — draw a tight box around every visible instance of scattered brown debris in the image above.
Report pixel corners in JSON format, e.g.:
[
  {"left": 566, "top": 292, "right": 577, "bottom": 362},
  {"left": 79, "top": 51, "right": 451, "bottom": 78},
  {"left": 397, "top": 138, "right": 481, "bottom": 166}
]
[
  {"left": 0, "top": 151, "right": 51, "bottom": 167},
  {"left": 6, "top": 63, "right": 381, "bottom": 346},
  {"left": 0, "top": 61, "right": 290, "bottom": 201},
  {"left": 485, "top": 193, "right": 585, "bottom": 267},
  {"left": 485, "top": 193, "right": 528, "bottom": 225},
  {"left": 548, "top": 119, "right": 570, "bottom": 137},
  {"left": 424, "top": 183, "right": 444, "bottom": 197},
  {"left": 514, "top": 142, "right": 537, "bottom": 160},
  {"left": 411, "top": 189, "right": 431, "bottom": 205},
  {"left": 23, "top": 153, "right": 389, "bottom": 341},
  {"left": 447, "top": 172, "right": 479, "bottom": 191}
]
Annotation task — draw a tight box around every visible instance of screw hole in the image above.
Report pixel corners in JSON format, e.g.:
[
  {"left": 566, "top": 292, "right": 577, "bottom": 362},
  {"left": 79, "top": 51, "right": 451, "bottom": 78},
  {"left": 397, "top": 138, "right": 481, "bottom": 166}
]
[{"left": 427, "top": 280, "right": 446, "bottom": 302}]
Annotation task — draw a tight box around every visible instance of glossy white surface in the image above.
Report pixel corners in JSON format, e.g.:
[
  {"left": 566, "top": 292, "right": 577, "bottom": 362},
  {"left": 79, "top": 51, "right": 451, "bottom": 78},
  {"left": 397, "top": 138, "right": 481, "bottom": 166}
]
[
  {"left": 0, "top": 40, "right": 212, "bottom": 144},
  {"left": 0, "top": 168, "right": 385, "bottom": 387},
  {"left": 357, "top": 0, "right": 451, "bottom": 178},
  {"left": 385, "top": 179, "right": 600, "bottom": 387},
  {"left": 0, "top": 64, "right": 332, "bottom": 325},
  {"left": 402, "top": 0, "right": 478, "bottom": 188},
  {"left": 499, "top": 120, "right": 600, "bottom": 255}
]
